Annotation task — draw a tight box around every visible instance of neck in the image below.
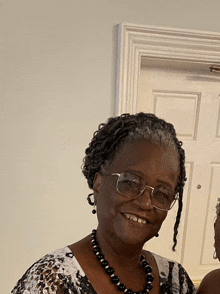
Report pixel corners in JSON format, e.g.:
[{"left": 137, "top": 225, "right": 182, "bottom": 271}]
[
  {"left": 91, "top": 229, "right": 155, "bottom": 293},
  {"left": 95, "top": 226, "right": 145, "bottom": 268}
]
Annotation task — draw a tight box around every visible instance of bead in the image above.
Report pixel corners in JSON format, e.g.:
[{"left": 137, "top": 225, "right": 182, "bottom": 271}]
[
  {"left": 96, "top": 253, "right": 104, "bottom": 261},
  {"left": 118, "top": 283, "right": 126, "bottom": 291},
  {"left": 101, "top": 260, "right": 108, "bottom": 267},
  {"left": 146, "top": 275, "right": 154, "bottom": 282},
  {"left": 141, "top": 260, "right": 148, "bottom": 267},
  {"left": 145, "top": 284, "right": 153, "bottom": 291},
  {"left": 93, "top": 247, "right": 100, "bottom": 253},
  {"left": 111, "top": 275, "right": 119, "bottom": 284},
  {"left": 126, "top": 290, "right": 134, "bottom": 294},
  {"left": 106, "top": 267, "right": 114, "bottom": 275},
  {"left": 144, "top": 266, "right": 152, "bottom": 274}
]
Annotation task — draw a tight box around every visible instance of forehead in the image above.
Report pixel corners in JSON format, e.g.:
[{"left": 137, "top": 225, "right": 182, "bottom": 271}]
[{"left": 109, "top": 139, "right": 179, "bottom": 184}]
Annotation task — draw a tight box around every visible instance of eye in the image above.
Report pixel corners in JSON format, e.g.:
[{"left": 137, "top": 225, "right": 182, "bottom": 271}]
[
  {"left": 155, "top": 190, "right": 167, "bottom": 198},
  {"left": 153, "top": 186, "right": 173, "bottom": 202},
  {"left": 133, "top": 177, "right": 141, "bottom": 185},
  {"left": 122, "top": 179, "right": 133, "bottom": 185},
  {"left": 120, "top": 173, "right": 142, "bottom": 189}
]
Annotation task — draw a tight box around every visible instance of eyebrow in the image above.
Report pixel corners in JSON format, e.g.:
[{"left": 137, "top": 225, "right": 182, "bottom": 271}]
[{"left": 125, "top": 169, "right": 175, "bottom": 190}]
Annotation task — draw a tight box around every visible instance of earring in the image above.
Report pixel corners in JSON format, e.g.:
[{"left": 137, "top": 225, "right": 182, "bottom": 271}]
[
  {"left": 155, "top": 233, "right": 159, "bottom": 237},
  {"left": 92, "top": 203, "right": 97, "bottom": 214},
  {"left": 87, "top": 193, "right": 96, "bottom": 214},
  {"left": 213, "top": 250, "right": 217, "bottom": 259}
]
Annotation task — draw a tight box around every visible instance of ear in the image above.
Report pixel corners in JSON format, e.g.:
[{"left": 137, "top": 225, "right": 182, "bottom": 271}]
[{"left": 93, "top": 172, "right": 102, "bottom": 202}]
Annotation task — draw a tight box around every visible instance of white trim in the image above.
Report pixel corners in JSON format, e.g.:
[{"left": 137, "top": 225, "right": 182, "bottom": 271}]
[{"left": 115, "top": 23, "right": 220, "bottom": 115}]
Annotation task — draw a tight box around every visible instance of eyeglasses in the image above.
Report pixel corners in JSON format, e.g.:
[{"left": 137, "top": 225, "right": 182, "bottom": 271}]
[{"left": 102, "top": 172, "right": 178, "bottom": 212}]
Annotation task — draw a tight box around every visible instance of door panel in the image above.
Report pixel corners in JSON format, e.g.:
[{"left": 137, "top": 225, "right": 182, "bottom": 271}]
[{"left": 138, "top": 61, "right": 220, "bottom": 279}]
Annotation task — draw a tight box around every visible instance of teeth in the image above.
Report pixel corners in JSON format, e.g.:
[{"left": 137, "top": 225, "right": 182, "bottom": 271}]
[{"left": 125, "top": 213, "right": 146, "bottom": 224}]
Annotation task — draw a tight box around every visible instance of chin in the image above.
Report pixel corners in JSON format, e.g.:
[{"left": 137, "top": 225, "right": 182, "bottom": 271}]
[{"left": 113, "top": 224, "right": 155, "bottom": 246}]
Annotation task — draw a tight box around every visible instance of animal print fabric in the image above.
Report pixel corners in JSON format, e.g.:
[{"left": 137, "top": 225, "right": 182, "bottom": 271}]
[{"left": 12, "top": 247, "right": 196, "bottom": 294}]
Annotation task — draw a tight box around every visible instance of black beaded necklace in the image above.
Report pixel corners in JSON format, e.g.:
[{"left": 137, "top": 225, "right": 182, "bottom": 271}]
[{"left": 91, "top": 229, "right": 154, "bottom": 294}]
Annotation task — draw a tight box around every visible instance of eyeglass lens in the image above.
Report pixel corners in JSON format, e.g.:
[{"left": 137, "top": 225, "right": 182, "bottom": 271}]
[{"left": 117, "top": 172, "right": 175, "bottom": 210}]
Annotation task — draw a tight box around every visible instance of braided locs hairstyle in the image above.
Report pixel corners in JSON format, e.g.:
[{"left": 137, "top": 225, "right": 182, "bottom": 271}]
[{"left": 82, "top": 113, "right": 186, "bottom": 251}]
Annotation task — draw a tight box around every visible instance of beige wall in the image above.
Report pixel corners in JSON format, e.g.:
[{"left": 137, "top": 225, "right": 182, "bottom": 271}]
[{"left": 1, "top": 0, "right": 220, "bottom": 292}]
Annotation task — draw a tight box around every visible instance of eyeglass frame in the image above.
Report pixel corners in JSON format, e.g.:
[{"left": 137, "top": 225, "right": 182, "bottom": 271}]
[{"left": 102, "top": 172, "right": 179, "bottom": 212}]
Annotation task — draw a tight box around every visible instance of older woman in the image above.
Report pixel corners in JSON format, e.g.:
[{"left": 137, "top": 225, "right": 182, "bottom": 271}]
[
  {"left": 197, "top": 198, "right": 220, "bottom": 293},
  {"left": 12, "top": 113, "right": 196, "bottom": 294}
]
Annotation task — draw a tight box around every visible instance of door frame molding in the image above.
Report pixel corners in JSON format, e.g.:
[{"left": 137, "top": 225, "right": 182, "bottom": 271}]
[{"left": 115, "top": 23, "right": 220, "bottom": 115}]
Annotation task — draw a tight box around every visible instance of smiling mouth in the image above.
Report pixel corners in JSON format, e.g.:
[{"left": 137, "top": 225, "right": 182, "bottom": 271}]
[{"left": 124, "top": 213, "right": 148, "bottom": 224}]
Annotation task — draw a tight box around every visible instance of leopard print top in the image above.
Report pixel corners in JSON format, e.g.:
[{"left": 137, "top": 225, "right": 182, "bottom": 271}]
[{"left": 11, "top": 247, "right": 196, "bottom": 294}]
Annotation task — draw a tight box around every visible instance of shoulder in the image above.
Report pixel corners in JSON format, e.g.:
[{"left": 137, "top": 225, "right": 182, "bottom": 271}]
[
  {"left": 150, "top": 252, "right": 196, "bottom": 294},
  {"left": 151, "top": 252, "right": 186, "bottom": 276},
  {"left": 197, "top": 268, "right": 220, "bottom": 294},
  {"left": 150, "top": 251, "right": 183, "bottom": 271},
  {"left": 11, "top": 247, "right": 79, "bottom": 294}
]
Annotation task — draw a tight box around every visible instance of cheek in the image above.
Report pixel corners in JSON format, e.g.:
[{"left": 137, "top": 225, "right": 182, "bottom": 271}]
[
  {"left": 156, "top": 211, "right": 168, "bottom": 228},
  {"left": 96, "top": 183, "right": 117, "bottom": 215},
  {"left": 96, "top": 183, "right": 132, "bottom": 222}
]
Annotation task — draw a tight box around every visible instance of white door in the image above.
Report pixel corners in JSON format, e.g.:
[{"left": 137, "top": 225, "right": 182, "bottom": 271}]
[{"left": 138, "top": 58, "right": 220, "bottom": 281}]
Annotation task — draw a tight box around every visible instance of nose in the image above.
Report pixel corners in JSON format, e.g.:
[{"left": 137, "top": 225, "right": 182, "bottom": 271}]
[{"left": 132, "top": 186, "right": 154, "bottom": 210}]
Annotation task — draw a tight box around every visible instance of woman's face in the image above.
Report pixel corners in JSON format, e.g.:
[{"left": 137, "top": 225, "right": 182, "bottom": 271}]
[
  {"left": 214, "top": 215, "right": 220, "bottom": 260},
  {"left": 93, "top": 139, "right": 180, "bottom": 246}
]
